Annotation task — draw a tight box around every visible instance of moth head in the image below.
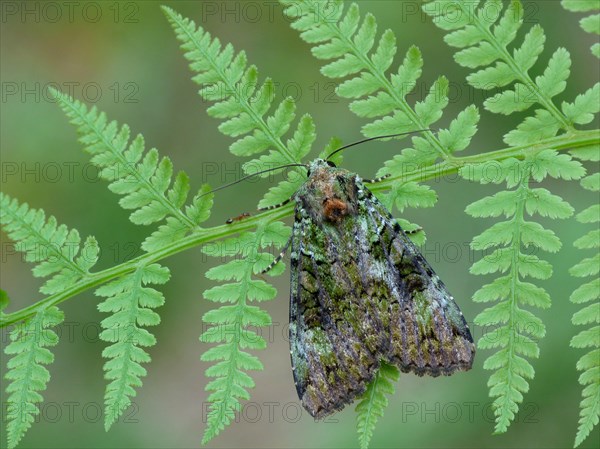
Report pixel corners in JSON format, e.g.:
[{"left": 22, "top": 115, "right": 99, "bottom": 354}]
[{"left": 306, "top": 159, "right": 334, "bottom": 177}]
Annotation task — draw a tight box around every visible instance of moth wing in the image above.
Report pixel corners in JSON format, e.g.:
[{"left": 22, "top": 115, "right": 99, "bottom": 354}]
[
  {"left": 362, "top": 187, "right": 475, "bottom": 376},
  {"left": 289, "top": 176, "right": 475, "bottom": 419},
  {"left": 289, "top": 206, "right": 384, "bottom": 419}
]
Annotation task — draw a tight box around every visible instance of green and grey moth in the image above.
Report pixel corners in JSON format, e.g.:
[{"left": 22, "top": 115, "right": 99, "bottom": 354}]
[
  {"left": 281, "top": 158, "right": 474, "bottom": 418},
  {"left": 229, "top": 154, "right": 475, "bottom": 419}
]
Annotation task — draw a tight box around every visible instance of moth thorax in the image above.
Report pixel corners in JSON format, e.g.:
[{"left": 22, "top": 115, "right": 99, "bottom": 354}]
[{"left": 322, "top": 197, "right": 348, "bottom": 223}]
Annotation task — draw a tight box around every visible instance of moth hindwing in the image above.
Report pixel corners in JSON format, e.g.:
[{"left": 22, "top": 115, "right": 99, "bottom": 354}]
[{"left": 288, "top": 159, "right": 475, "bottom": 418}]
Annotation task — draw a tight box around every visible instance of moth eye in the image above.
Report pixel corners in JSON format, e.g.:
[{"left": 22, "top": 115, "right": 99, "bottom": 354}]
[
  {"left": 306, "top": 169, "right": 312, "bottom": 177},
  {"left": 326, "top": 160, "right": 336, "bottom": 168}
]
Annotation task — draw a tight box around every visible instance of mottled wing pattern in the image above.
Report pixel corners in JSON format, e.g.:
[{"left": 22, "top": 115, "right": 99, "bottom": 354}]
[
  {"left": 289, "top": 203, "right": 385, "bottom": 418},
  {"left": 289, "top": 173, "right": 474, "bottom": 418},
  {"left": 360, "top": 182, "right": 475, "bottom": 376}
]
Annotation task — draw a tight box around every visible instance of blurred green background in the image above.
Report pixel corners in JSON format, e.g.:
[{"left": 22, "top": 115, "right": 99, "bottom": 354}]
[{"left": 1, "top": 1, "right": 598, "bottom": 448}]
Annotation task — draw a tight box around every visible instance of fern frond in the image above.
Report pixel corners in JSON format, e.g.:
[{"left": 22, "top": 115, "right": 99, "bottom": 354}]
[
  {"left": 280, "top": 0, "right": 479, "bottom": 216},
  {"left": 0, "top": 192, "right": 98, "bottom": 295},
  {"left": 562, "top": 0, "right": 600, "bottom": 58},
  {"left": 569, "top": 171, "right": 600, "bottom": 447},
  {"left": 162, "top": 6, "right": 316, "bottom": 208},
  {"left": 4, "top": 306, "right": 64, "bottom": 448},
  {"left": 355, "top": 362, "right": 399, "bottom": 449},
  {"left": 200, "top": 220, "right": 290, "bottom": 443},
  {"left": 49, "top": 89, "right": 213, "bottom": 253},
  {"left": 96, "top": 263, "right": 170, "bottom": 430},
  {"left": 423, "top": 0, "right": 600, "bottom": 146},
  {"left": 462, "top": 150, "right": 584, "bottom": 434}
]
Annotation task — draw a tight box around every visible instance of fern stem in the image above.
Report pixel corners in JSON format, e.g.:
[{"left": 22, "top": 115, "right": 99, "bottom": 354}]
[
  {"left": 2, "top": 130, "right": 598, "bottom": 328},
  {"left": 371, "top": 129, "right": 598, "bottom": 192},
  {"left": 500, "top": 174, "right": 529, "bottom": 432}
]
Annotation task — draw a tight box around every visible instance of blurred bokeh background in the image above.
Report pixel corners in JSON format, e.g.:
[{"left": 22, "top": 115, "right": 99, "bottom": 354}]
[{"left": 1, "top": 1, "right": 599, "bottom": 448}]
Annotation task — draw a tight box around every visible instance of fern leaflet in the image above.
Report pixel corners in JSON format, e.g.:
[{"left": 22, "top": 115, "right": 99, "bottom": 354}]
[
  {"left": 0, "top": 192, "right": 99, "bottom": 294},
  {"left": 355, "top": 362, "right": 399, "bottom": 449},
  {"left": 50, "top": 89, "right": 213, "bottom": 253},
  {"left": 280, "top": 0, "right": 480, "bottom": 236},
  {"left": 4, "top": 306, "right": 64, "bottom": 449},
  {"left": 569, "top": 171, "right": 600, "bottom": 447},
  {"left": 96, "top": 263, "right": 170, "bottom": 430},
  {"left": 49, "top": 92, "right": 217, "bottom": 426},
  {"left": 462, "top": 150, "right": 584, "bottom": 433},
  {"left": 424, "top": 0, "right": 600, "bottom": 147},
  {"left": 562, "top": 0, "right": 600, "bottom": 58},
  {"left": 200, "top": 220, "right": 290, "bottom": 443},
  {"left": 162, "top": 5, "right": 316, "bottom": 208}
]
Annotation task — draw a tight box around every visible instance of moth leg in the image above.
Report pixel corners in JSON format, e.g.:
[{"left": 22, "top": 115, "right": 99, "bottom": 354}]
[
  {"left": 261, "top": 236, "right": 292, "bottom": 274},
  {"left": 362, "top": 174, "right": 391, "bottom": 184},
  {"left": 258, "top": 197, "right": 292, "bottom": 211},
  {"left": 225, "top": 197, "right": 293, "bottom": 223}
]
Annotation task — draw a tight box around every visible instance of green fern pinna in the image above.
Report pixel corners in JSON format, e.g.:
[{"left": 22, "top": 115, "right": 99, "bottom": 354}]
[{"left": 1, "top": 1, "right": 599, "bottom": 448}]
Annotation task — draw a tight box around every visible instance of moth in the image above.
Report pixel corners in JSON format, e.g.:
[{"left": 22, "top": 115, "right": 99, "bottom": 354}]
[{"left": 224, "top": 136, "right": 475, "bottom": 419}]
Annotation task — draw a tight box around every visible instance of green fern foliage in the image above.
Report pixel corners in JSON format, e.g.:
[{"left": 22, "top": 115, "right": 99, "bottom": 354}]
[
  {"left": 200, "top": 220, "right": 290, "bottom": 443},
  {"left": 4, "top": 306, "right": 64, "bottom": 449},
  {"left": 570, "top": 171, "right": 600, "bottom": 447},
  {"left": 462, "top": 150, "right": 584, "bottom": 433},
  {"left": 0, "top": 192, "right": 99, "bottom": 294},
  {"left": 50, "top": 89, "right": 212, "bottom": 253},
  {"left": 49, "top": 90, "right": 217, "bottom": 429},
  {"left": 280, "top": 0, "right": 480, "bottom": 220},
  {"left": 562, "top": 0, "right": 600, "bottom": 58},
  {"left": 96, "top": 263, "right": 170, "bottom": 430},
  {"left": 423, "top": 0, "right": 600, "bottom": 146},
  {"left": 162, "top": 5, "right": 316, "bottom": 208},
  {"left": 355, "top": 362, "right": 400, "bottom": 449}
]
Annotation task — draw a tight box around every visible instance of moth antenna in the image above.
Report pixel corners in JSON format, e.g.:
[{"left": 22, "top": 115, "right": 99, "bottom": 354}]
[
  {"left": 325, "top": 129, "right": 432, "bottom": 161},
  {"left": 197, "top": 163, "right": 308, "bottom": 198}
]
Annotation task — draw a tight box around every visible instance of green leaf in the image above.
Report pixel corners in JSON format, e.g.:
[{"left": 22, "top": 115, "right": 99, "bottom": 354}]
[
  {"left": 529, "top": 150, "right": 585, "bottom": 182},
  {"left": 0, "top": 193, "right": 98, "bottom": 295},
  {"left": 570, "top": 165, "right": 600, "bottom": 446},
  {"left": 257, "top": 172, "right": 306, "bottom": 210},
  {"left": 200, "top": 220, "right": 285, "bottom": 443},
  {"left": 562, "top": 0, "right": 600, "bottom": 12},
  {"left": 535, "top": 48, "right": 571, "bottom": 99},
  {"left": 4, "top": 306, "right": 64, "bottom": 449},
  {"left": 427, "top": 0, "right": 577, "bottom": 142},
  {"left": 466, "top": 156, "right": 569, "bottom": 434},
  {"left": 283, "top": 0, "right": 476, "bottom": 186},
  {"left": 50, "top": 89, "right": 204, "bottom": 234},
  {"left": 513, "top": 25, "right": 546, "bottom": 72},
  {"left": 96, "top": 264, "right": 169, "bottom": 430},
  {"left": 355, "top": 362, "right": 399, "bottom": 449},
  {"left": 383, "top": 182, "right": 437, "bottom": 213},
  {"left": 162, "top": 5, "right": 315, "bottom": 207},
  {"left": 562, "top": 83, "right": 600, "bottom": 125},
  {"left": 562, "top": 1, "right": 600, "bottom": 58}
]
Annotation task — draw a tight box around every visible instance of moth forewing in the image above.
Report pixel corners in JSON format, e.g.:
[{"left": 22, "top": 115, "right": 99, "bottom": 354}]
[{"left": 289, "top": 159, "right": 475, "bottom": 418}]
